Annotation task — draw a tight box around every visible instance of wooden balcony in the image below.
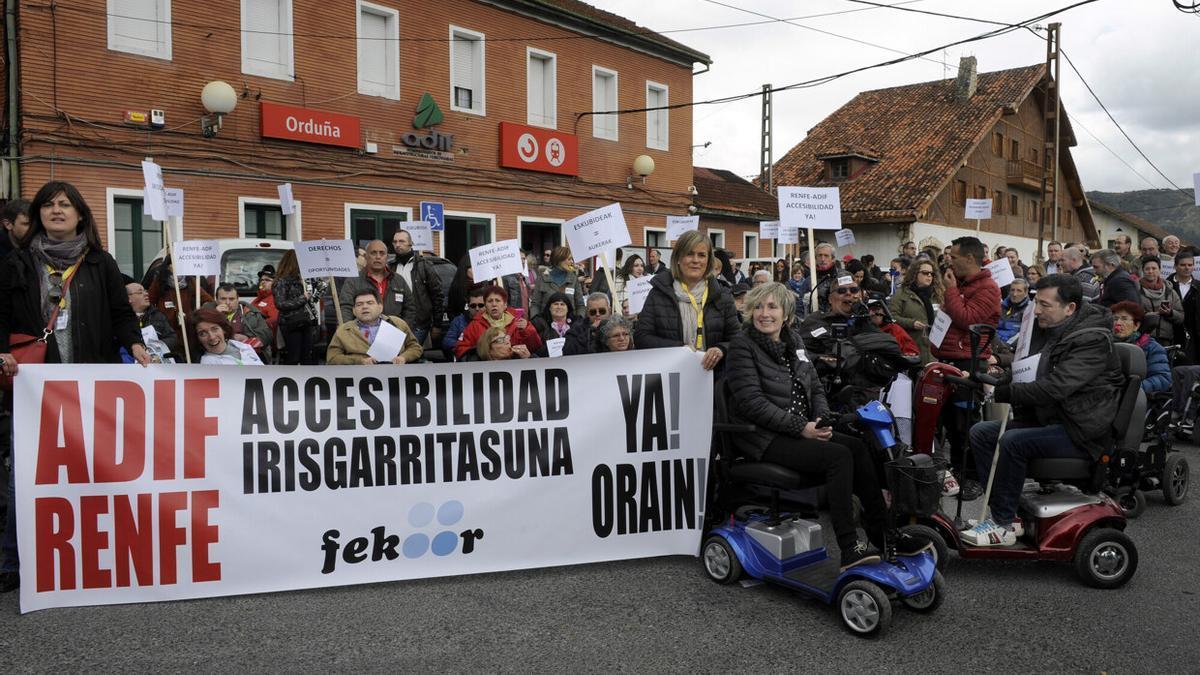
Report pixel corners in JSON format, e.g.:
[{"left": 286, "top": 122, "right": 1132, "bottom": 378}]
[{"left": 1006, "top": 159, "right": 1043, "bottom": 192}]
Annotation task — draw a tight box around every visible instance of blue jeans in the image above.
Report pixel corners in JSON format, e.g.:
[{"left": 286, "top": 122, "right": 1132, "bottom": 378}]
[
  {"left": 410, "top": 326, "right": 429, "bottom": 347},
  {"left": 970, "top": 421, "right": 1090, "bottom": 524}
]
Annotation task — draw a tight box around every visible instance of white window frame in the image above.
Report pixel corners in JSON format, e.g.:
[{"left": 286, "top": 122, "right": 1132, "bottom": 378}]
[
  {"left": 743, "top": 232, "right": 759, "bottom": 259},
  {"left": 449, "top": 25, "right": 486, "bottom": 116},
  {"left": 107, "top": 0, "right": 173, "bottom": 60},
  {"left": 356, "top": 1, "right": 400, "bottom": 100},
  {"left": 644, "top": 226, "right": 667, "bottom": 250},
  {"left": 707, "top": 228, "right": 725, "bottom": 251},
  {"left": 646, "top": 80, "right": 669, "bottom": 151},
  {"left": 591, "top": 65, "right": 618, "bottom": 141},
  {"left": 104, "top": 187, "right": 181, "bottom": 257},
  {"left": 526, "top": 47, "right": 557, "bottom": 129},
  {"left": 238, "top": 196, "right": 302, "bottom": 240},
  {"left": 241, "top": 0, "right": 294, "bottom": 81},
  {"left": 343, "top": 202, "right": 417, "bottom": 251}
]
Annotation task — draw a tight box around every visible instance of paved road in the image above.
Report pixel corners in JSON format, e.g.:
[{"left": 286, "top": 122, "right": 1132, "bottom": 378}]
[{"left": 3, "top": 447, "right": 1199, "bottom": 673}]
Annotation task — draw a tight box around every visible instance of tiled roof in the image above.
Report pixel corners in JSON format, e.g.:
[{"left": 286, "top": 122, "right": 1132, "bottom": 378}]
[
  {"left": 771, "top": 65, "right": 1060, "bottom": 225},
  {"left": 523, "top": 0, "right": 711, "bottom": 65},
  {"left": 693, "top": 166, "right": 779, "bottom": 219},
  {"left": 1090, "top": 201, "right": 1190, "bottom": 246}
]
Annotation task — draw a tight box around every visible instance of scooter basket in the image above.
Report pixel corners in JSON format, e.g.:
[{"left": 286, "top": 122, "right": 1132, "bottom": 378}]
[{"left": 885, "top": 455, "right": 948, "bottom": 517}]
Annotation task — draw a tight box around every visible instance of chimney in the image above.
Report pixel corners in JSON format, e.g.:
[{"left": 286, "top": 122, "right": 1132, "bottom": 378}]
[{"left": 954, "top": 56, "right": 978, "bottom": 102}]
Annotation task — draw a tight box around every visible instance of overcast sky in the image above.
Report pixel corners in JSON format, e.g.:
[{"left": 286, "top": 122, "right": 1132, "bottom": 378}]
[{"left": 593, "top": 0, "right": 1199, "bottom": 194}]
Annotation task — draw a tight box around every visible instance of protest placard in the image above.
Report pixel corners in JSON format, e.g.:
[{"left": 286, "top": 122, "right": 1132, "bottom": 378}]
[
  {"left": 172, "top": 240, "right": 220, "bottom": 277},
  {"left": 278, "top": 183, "right": 295, "bottom": 215},
  {"left": 759, "top": 221, "right": 780, "bottom": 240},
  {"left": 295, "top": 239, "right": 358, "bottom": 278},
  {"left": 985, "top": 259, "right": 1016, "bottom": 288},
  {"left": 625, "top": 275, "right": 654, "bottom": 314},
  {"left": 470, "top": 239, "right": 524, "bottom": 280},
  {"left": 405, "top": 220, "right": 435, "bottom": 252},
  {"left": 777, "top": 225, "right": 800, "bottom": 245},
  {"left": 777, "top": 186, "right": 841, "bottom": 231},
  {"left": 928, "top": 310, "right": 952, "bottom": 349},
  {"left": 666, "top": 215, "right": 700, "bottom": 242},
  {"left": 564, "top": 203, "right": 632, "bottom": 260},
  {"left": 165, "top": 188, "right": 184, "bottom": 218},
  {"left": 965, "top": 199, "right": 993, "bottom": 220},
  {"left": 366, "top": 321, "right": 407, "bottom": 362},
  {"left": 835, "top": 228, "right": 855, "bottom": 248},
  {"left": 141, "top": 160, "right": 167, "bottom": 221},
  {"left": 546, "top": 337, "right": 566, "bottom": 358},
  {"left": 13, "top": 349, "right": 712, "bottom": 612}
]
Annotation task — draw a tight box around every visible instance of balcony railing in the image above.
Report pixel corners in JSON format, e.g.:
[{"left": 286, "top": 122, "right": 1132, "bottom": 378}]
[{"left": 1006, "top": 159, "right": 1043, "bottom": 191}]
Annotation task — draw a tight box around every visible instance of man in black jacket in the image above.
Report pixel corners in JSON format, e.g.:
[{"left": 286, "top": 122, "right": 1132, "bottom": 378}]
[
  {"left": 562, "top": 293, "right": 611, "bottom": 355},
  {"left": 1091, "top": 248, "right": 1140, "bottom": 308},
  {"left": 963, "top": 274, "right": 1122, "bottom": 547},
  {"left": 391, "top": 230, "right": 444, "bottom": 345},
  {"left": 1170, "top": 250, "right": 1200, "bottom": 360}
]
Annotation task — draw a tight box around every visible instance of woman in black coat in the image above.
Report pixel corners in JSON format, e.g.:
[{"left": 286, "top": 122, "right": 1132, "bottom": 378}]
[
  {"left": 725, "top": 282, "right": 925, "bottom": 570},
  {"left": 633, "top": 230, "right": 739, "bottom": 371}
]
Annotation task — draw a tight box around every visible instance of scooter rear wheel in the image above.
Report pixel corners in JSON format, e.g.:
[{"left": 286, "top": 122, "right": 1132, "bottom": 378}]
[
  {"left": 1074, "top": 528, "right": 1138, "bottom": 589},
  {"left": 901, "top": 571, "right": 945, "bottom": 613},
  {"left": 702, "top": 536, "right": 743, "bottom": 585},
  {"left": 899, "top": 524, "right": 949, "bottom": 571},
  {"left": 837, "top": 580, "right": 892, "bottom": 637},
  {"left": 1162, "top": 453, "right": 1189, "bottom": 506}
]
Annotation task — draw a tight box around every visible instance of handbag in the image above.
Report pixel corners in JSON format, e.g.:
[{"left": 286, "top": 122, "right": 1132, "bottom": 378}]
[{"left": 1, "top": 256, "right": 82, "bottom": 391}]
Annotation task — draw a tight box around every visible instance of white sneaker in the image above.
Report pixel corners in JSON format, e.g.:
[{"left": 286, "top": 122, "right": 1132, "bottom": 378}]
[
  {"left": 941, "top": 472, "right": 960, "bottom": 497},
  {"left": 967, "top": 516, "right": 1024, "bottom": 537},
  {"left": 960, "top": 518, "right": 1018, "bottom": 547}
]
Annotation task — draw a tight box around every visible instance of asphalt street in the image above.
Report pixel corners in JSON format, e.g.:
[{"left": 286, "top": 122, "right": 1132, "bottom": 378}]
[{"left": 3, "top": 445, "right": 1199, "bottom": 673}]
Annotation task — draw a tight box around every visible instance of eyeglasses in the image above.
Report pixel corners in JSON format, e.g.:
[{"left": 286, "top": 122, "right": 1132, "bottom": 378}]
[
  {"left": 588, "top": 307, "right": 609, "bottom": 316},
  {"left": 833, "top": 287, "right": 861, "bottom": 295},
  {"left": 491, "top": 335, "right": 512, "bottom": 345},
  {"left": 918, "top": 270, "right": 934, "bottom": 276},
  {"left": 468, "top": 303, "right": 485, "bottom": 309}
]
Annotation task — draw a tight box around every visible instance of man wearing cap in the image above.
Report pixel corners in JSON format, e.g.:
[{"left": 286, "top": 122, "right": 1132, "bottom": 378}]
[{"left": 253, "top": 265, "right": 280, "bottom": 333}]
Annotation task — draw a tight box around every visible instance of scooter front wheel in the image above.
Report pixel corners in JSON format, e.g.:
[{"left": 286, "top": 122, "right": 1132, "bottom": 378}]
[
  {"left": 901, "top": 570, "right": 945, "bottom": 613},
  {"left": 702, "top": 536, "right": 743, "bottom": 585},
  {"left": 837, "top": 580, "right": 892, "bottom": 637},
  {"left": 1074, "top": 528, "right": 1138, "bottom": 589}
]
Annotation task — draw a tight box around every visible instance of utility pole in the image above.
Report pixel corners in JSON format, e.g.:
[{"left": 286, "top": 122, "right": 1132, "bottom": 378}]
[
  {"left": 759, "top": 84, "right": 773, "bottom": 194},
  {"left": 1036, "top": 23, "right": 1062, "bottom": 263}
]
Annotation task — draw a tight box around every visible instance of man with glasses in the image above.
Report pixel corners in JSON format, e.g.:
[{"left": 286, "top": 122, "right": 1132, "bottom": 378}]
[
  {"left": 794, "top": 242, "right": 842, "bottom": 315},
  {"left": 126, "top": 281, "right": 178, "bottom": 358},
  {"left": 443, "top": 287, "right": 487, "bottom": 360},
  {"left": 564, "top": 292, "right": 611, "bottom": 355}
]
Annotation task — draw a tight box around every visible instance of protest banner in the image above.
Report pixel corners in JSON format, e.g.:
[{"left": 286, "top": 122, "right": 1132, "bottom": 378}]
[
  {"left": 172, "top": 240, "right": 220, "bottom": 277},
  {"left": 469, "top": 239, "right": 524, "bottom": 282},
  {"left": 965, "top": 198, "right": 992, "bottom": 220},
  {"left": 405, "top": 221, "right": 435, "bottom": 252},
  {"left": 759, "top": 221, "right": 780, "bottom": 240},
  {"left": 777, "top": 186, "right": 841, "bottom": 231},
  {"left": 295, "top": 240, "right": 358, "bottom": 278},
  {"left": 14, "top": 349, "right": 713, "bottom": 612},
  {"left": 665, "top": 216, "right": 699, "bottom": 242},
  {"left": 564, "top": 203, "right": 632, "bottom": 261}
]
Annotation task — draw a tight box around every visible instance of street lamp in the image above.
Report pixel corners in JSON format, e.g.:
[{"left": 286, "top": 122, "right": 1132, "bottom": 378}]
[{"left": 200, "top": 81, "right": 238, "bottom": 138}]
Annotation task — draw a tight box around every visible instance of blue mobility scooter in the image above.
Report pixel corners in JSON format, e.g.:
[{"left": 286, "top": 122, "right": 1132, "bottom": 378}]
[{"left": 704, "top": 383, "right": 943, "bottom": 638}]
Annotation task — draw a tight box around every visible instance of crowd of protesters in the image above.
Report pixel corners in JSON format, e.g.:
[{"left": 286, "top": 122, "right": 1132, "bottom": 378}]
[{"left": 3, "top": 179, "right": 1200, "bottom": 584}]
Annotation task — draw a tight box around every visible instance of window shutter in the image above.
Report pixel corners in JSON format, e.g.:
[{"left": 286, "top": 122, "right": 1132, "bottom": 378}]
[
  {"left": 528, "top": 56, "right": 545, "bottom": 124},
  {"left": 245, "top": 0, "right": 284, "bottom": 67},
  {"left": 112, "top": 0, "right": 160, "bottom": 45},
  {"left": 359, "top": 10, "right": 388, "bottom": 89},
  {"left": 453, "top": 38, "right": 474, "bottom": 92}
]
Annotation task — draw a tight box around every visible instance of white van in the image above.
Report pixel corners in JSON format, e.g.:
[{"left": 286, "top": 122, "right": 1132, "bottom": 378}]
[{"left": 142, "top": 238, "right": 295, "bottom": 297}]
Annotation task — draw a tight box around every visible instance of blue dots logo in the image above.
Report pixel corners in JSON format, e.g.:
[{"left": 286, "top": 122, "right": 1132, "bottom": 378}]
[{"left": 403, "top": 500, "right": 465, "bottom": 559}]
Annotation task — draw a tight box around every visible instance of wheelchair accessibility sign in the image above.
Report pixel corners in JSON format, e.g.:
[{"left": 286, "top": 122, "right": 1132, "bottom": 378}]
[{"left": 421, "top": 201, "right": 444, "bottom": 231}]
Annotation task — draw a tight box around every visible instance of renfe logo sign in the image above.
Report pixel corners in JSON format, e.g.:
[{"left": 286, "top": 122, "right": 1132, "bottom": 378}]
[
  {"left": 260, "top": 101, "right": 361, "bottom": 149},
  {"left": 499, "top": 122, "right": 579, "bottom": 176}
]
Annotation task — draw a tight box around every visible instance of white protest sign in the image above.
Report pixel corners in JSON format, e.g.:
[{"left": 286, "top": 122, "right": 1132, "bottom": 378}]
[
  {"left": 778, "top": 186, "right": 841, "bottom": 231},
  {"left": 835, "top": 228, "right": 856, "bottom": 248},
  {"left": 666, "top": 215, "right": 700, "bottom": 242},
  {"left": 405, "top": 221, "right": 435, "bottom": 252},
  {"left": 165, "top": 188, "right": 184, "bottom": 218},
  {"left": 985, "top": 259, "right": 1016, "bottom": 288},
  {"left": 965, "top": 199, "right": 993, "bottom": 220},
  {"left": 885, "top": 372, "right": 913, "bottom": 419},
  {"left": 13, "top": 350, "right": 713, "bottom": 612},
  {"left": 1014, "top": 301, "right": 1035, "bottom": 361},
  {"left": 1012, "top": 354, "right": 1041, "bottom": 384},
  {"left": 295, "top": 239, "right": 359, "bottom": 278},
  {"left": 172, "top": 240, "right": 220, "bottom": 276},
  {"left": 625, "top": 275, "right": 654, "bottom": 315},
  {"left": 278, "top": 183, "right": 295, "bottom": 216},
  {"left": 546, "top": 337, "right": 566, "bottom": 358},
  {"left": 777, "top": 225, "right": 800, "bottom": 245},
  {"left": 141, "top": 160, "right": 167, "bottom": 221},
  {"left": 366, "top": 321, "right": 407, "bottom": 362},
  {"left": 470, "top": 239, "right": 524, "bottom": 279},
  {"left": 928, "top": 310, "right": 953, "bottom": 349},
  {"left": 564, "top": 203, "right": 632, "bottom": 261},
  {"left": 759, "top": 221, "right": 780, "bottom": 240},
  {"left": 1161, "top": 258, "right": 1175, "bottom": 277}
]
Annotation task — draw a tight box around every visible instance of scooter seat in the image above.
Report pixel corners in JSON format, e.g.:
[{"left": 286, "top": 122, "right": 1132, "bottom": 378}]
[
  {"left": 1027, "top": 457, "right": 1093, "bottom": 481},
  {"left": 728, "top": 461, "right": 820, "bottom": 490}
]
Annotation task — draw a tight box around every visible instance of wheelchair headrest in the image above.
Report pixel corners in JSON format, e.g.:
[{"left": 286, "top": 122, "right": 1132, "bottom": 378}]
[{"left": 1114, "top": 341, "right": 1146, "bottom": 379}]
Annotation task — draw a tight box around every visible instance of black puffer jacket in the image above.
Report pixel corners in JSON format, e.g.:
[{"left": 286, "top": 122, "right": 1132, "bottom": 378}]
[
  {"left": 633, "top": 270, "right": 739, "bottom": 354},
  {"left": 725, "top": 328, "right": 831, "bottom": 461},
  {"left": 0, "top": 247, "right": 142, "bottom": 362},
  {"left": 995, "top": 301, "right": 1123, "bottom": 457}
]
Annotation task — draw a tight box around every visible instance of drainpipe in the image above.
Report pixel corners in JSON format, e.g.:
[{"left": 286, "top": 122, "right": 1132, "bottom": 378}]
[{"left": 5, "top": 0, "right": 19, "bottom": 198}]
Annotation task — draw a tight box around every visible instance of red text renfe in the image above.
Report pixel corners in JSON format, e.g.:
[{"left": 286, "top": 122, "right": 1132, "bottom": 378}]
[{"left": 33, "top": 379, "right": 222, "bottom": 593}]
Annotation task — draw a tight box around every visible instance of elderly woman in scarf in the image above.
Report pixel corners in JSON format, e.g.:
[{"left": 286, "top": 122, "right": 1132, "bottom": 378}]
[
  {"left": 454, "top": 285, "right": 543, "bottom": 360},
  {"left": 1137, "top": 256, "right": 1184, "bottom": 345}
]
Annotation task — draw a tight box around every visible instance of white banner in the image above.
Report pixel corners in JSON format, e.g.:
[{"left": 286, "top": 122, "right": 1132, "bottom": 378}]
[
  {"left": 278, "top": 183, "right": 295, "bottom": 216},
  {"left": 625, "top": 275, "right": 655, "bottom": 315},
  {"left": 759, "top": 221, "right": 780, "bottom": 240},
  {"left": 405, "top": 221, "right": 435, "bottom": 252},
  {"left": 965, "top": 198, "right": 992, "bottom": 220},
  {"left": 469, "top": 239, "right": 524, "bottom": 280},
  {"left": 778, "top": 186, "right": 841, "bottom": 231},
  {"left": 295, "top": 239, "right": 359, "bottom": 278},
  {"left": 14, "top": 350, "right": 713, "bottom": 612},
  {"left": 564, "top": 203, "right": 632, "bottom": 260},
  {"left": 834, "top": 228, "right": 855, "bottom": 248},
  {"left": 173, "top": 240, "right": 220, "bottom": 277},
  {"left": 666, "top": 216, "right": 700, "bottom": 242}
]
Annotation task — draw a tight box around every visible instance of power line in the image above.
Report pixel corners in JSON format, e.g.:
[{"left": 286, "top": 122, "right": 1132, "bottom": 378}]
[{"left": 698, "top": 0, "right": 950, "bottom": 68}]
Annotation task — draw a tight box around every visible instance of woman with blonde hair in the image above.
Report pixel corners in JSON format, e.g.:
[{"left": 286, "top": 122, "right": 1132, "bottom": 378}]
[
  {"left": 476, "top": 325, "right": 532, "bottom": 361},
  {"left": 889, "top": 257, "right": 945, "bottom": 364}
]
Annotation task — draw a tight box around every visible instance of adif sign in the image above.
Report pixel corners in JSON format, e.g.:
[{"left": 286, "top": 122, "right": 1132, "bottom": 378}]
[{"left": 777, "top": 187, "right": 841, "bottom": 231}]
